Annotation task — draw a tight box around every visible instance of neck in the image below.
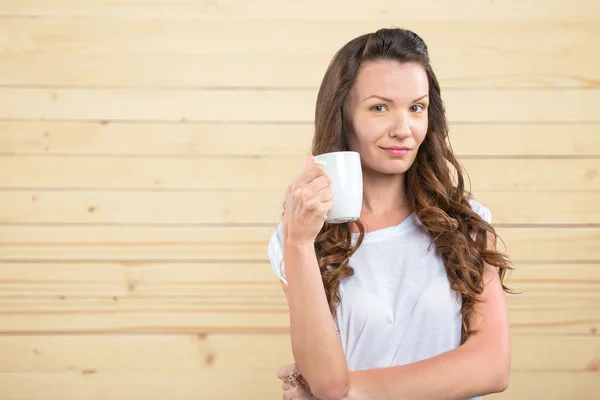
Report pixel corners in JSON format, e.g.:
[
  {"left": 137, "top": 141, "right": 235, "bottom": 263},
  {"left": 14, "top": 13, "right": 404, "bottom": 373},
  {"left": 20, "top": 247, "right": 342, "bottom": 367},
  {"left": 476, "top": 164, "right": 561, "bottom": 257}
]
[{"left": 361, "top": 169, "right": 408, "bottom": 217}]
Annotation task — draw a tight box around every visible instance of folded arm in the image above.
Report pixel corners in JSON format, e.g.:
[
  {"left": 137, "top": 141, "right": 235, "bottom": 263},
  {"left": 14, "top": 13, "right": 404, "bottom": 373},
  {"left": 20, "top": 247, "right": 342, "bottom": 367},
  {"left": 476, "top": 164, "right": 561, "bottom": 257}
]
[
  {"left": 344, "top": 261, "right": 511, "bottom": 400},
  {"left": 282, "top": 240, "right": 350, "bottom": 400},
  {"left": 280, "top": 231, "right": 511, "bottom": 400}
]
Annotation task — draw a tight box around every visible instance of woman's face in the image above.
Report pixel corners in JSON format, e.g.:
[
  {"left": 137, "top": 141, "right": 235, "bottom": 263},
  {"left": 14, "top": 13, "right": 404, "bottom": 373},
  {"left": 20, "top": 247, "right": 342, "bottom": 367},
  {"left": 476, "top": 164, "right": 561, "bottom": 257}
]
[{"left": 344, "top": 60, "right": 429, "bottom": 176}]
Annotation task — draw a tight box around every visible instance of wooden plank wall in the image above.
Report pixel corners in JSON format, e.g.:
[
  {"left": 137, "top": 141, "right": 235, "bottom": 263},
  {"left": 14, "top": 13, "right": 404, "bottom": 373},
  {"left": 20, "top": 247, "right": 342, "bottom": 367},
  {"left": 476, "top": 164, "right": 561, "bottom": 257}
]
[{"left": 0, "top": 1, "right": 599, "bottom": 399}]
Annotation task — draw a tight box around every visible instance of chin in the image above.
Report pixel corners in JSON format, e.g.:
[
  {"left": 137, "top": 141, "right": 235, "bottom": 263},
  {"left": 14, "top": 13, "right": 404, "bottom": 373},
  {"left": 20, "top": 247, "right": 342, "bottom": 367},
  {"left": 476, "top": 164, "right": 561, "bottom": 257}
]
[{"left": 370, "top": 160, "right": 413, "bottom": 175}]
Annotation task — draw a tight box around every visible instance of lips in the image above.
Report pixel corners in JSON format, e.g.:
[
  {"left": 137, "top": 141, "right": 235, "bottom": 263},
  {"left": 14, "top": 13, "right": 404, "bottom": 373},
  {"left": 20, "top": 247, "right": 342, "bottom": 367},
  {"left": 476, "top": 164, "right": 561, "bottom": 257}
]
[
  {"left": 382, "top": 146, "right": 411, "bottom": 151},
  {"left": 381, "top": 146, "right": 412, "bottom": 157}
]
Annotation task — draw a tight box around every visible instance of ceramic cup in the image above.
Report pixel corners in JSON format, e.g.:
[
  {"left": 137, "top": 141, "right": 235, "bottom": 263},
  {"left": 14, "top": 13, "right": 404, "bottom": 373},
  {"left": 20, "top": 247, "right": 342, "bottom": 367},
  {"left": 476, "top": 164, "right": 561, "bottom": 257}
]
[{"left": 313, "top": 151, "right": 363, "bottom": 224}]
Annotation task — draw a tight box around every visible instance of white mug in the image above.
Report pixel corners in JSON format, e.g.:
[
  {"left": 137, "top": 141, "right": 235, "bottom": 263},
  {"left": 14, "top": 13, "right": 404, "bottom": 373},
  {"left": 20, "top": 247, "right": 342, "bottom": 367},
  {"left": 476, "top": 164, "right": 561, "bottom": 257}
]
[{"left": 314, "top": 151, "right": 363, "bottom": 224}]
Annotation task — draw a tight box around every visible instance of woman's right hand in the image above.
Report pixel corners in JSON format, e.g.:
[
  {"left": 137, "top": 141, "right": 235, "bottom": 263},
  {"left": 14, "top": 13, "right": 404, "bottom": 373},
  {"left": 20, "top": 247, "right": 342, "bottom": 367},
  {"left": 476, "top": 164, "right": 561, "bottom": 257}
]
[{"left": 282, "top": 154, "right": 334, "bottom": 245}]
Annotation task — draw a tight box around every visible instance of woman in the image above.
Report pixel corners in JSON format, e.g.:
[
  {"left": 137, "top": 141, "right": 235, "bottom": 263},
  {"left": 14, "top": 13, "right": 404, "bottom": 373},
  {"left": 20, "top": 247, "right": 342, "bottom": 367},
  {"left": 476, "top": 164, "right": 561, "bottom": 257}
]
[{"left": 268, "top": 27, "right": 513, "bottom": 400}]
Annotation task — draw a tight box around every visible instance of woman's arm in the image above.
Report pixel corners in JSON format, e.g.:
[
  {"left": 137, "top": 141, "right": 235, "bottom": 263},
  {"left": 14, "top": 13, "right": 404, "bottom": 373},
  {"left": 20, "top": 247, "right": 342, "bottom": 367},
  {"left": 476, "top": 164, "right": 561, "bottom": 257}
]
[
  {"left": 275, "top": 155, "right": 350, "bottom": 400},
  {"left": 282, "top": 240, "right": 350, "bottom": 400},
  {"left": 344, "top": 262, "right": 511, "bottom": 400}
]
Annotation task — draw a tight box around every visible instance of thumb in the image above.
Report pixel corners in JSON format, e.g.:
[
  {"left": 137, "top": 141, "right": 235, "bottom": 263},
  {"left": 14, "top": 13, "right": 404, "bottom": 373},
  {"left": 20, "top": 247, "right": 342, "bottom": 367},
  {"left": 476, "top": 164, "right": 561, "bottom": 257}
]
[{"left": 304, "top": 152, "right": 315, "bottom": 168}]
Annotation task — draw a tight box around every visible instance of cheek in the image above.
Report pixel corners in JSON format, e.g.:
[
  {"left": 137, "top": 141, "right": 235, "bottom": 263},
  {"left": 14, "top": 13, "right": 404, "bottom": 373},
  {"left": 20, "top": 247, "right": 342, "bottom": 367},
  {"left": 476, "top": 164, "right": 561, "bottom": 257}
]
[
  {"left": 352, "top": 117, "right": 390, "bottom": 145},
  {"left": 412, "top": 118, "right": 428, "bottom": 146}
]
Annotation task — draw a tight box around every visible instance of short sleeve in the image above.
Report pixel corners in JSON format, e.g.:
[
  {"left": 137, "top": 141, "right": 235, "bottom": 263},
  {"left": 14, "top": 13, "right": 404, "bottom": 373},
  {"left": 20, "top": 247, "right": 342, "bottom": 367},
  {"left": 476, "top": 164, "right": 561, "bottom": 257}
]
[
  {"left": 468, "top": 198, "right": 492, "bottom": 224},
  {"left": 267, "top": 223, "right": 288, "bottom": 285}
]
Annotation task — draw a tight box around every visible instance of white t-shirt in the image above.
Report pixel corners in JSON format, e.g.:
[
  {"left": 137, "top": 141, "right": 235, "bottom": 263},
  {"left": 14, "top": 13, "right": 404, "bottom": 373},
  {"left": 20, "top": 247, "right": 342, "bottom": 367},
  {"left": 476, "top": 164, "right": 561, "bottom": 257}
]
[{"left": 268, "top": 199, "right": 491, "bottom": 400}]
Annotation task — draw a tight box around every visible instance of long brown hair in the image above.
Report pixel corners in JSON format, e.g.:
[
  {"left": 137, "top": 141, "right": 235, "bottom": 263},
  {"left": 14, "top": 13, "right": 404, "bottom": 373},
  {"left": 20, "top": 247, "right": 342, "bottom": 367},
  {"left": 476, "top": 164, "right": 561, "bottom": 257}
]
[{"left": 308, "top": 28, "right": 512, "bottom": 343}]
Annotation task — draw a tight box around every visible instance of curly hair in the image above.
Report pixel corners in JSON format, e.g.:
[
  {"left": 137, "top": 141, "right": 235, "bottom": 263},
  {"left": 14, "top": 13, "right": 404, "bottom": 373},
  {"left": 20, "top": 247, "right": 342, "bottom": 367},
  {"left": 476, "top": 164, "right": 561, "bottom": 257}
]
[{"left": 306, "top": 27, "right": 513, "bottom": 343}]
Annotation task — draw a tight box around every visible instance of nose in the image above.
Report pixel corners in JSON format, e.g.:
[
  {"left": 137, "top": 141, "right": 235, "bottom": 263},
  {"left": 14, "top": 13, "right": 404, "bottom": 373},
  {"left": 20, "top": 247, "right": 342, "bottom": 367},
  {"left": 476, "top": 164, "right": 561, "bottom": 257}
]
[{"left": 389, "top": 111, "right": 411, "bottom": 139}]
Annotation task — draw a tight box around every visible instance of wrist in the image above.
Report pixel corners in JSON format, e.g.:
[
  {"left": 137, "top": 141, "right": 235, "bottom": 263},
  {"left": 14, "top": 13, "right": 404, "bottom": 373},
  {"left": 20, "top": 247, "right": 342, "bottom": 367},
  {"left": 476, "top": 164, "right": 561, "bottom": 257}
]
[
  {"left": 282, "top": 238, "right": 320, "bottom": 281},
  {"left": 283, "top": 237, "right": 315, "bottom": 254}
]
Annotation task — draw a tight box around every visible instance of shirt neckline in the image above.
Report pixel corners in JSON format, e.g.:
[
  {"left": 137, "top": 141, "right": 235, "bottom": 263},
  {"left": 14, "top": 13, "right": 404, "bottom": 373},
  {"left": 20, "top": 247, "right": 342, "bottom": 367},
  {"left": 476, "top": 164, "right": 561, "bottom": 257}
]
[{"left": 351, "top": 211, "right": 418, "bottom": 244}]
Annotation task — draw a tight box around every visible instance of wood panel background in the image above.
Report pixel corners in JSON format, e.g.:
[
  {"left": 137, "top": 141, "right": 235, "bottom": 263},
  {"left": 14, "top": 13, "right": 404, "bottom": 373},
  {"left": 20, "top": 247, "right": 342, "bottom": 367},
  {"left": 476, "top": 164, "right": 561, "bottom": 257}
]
[{"left": 0, "top": 1, "right": 599, "bottom": 399}]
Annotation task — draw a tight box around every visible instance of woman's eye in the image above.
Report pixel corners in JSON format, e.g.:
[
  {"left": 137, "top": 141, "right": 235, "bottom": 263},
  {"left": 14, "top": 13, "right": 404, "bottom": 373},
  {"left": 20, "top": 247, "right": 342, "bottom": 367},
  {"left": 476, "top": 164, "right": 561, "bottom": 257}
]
[
  {"left": 371, "top": 105, "right": 387, "bottom": 112},
  {"left": 411, "top": 104, "right": 425, "bottom": 113}
]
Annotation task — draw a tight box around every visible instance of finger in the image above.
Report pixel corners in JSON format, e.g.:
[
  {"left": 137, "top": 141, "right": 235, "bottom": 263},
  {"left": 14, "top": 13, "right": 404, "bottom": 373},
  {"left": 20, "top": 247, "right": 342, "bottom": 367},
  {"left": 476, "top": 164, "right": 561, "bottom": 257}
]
[
  {"left": 303, "top": 198, "right": 333, "bottom": 217},
  {"left": 285, "top": 182, "right": 292, "bottom": 198},
  {"left": 304, "top": 200, "right": 333, "bottom": 222},
  {"left": 300, "top": 190, "right": 333, "bottom": 213},
  {"left": 304, "top": 153, "right": 315, "bottom": 168},
  {"left": 294, "top": 374, "right": 314, "bottom": 396},
  {"left": 291, "top": 386, "right": 314, "bottom": 400},
  {"left": 276, "top": 363, "right": 296, "bottom": 380},
  {"left": 298, "top": 162, "right": 326, "bottom": 186},
  {"left": 296, "top": 176, "right": 331, "bottom": 204},
  {"left": 323, "top": 200, "right": 334, "bottom": 219},
  {"left": 283, "top": 386, "right": 302, "bottom": 400},
  {"left": 291, "top": 182, "right": 328, "bottom": 209},
  {"left": 314, "top": 185, "right": 335, "bottom": 203},
  {"left": 308, "top": 174, "right": 332, "bottom": 193}
]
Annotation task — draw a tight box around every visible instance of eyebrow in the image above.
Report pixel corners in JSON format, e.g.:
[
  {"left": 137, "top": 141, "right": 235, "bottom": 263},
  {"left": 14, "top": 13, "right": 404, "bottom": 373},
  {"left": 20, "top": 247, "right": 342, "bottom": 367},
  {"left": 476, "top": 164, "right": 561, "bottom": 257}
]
[{"left": 362, "top": 94, "right": 429, "bottom": 103}]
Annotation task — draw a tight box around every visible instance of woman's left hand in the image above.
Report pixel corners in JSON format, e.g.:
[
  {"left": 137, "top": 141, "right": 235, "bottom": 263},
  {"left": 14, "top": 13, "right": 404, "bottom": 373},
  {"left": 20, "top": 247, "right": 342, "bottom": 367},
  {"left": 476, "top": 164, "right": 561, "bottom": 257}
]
[{"left": 277, "top": 362, "right": 317, "bottom": 399}]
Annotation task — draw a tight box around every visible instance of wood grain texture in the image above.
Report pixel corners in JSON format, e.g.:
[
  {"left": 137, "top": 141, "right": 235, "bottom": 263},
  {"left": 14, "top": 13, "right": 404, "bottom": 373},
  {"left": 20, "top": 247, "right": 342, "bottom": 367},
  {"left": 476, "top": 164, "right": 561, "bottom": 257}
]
[
  {"left": 3, "top": 27, "right": 599, "bottom": 89},
  {"left": 0, "top": 2, "right": 598, "bottom": 398},
  {"left": 0, "top": 292, "right": 597, "bottom": 335},
  {"left": 1, "top": 157, "right": 598, "bottom": 192},
  {"left": 490, "top": 372, "right": 600, "bottom": 400},
  {"left": 1, "top": 87, "right": 599, "bottom": 123},
  {"left": 0, "top": 226, "right": 598, "bottom": 262},
  {"left": 0, "top": 334, "right": 293, "bottom": 372},
  {"left": 0, "top": 371, "right": 282, "bottom": 399},
  {"left": 4, "top": 52, "right": 599, "bottom": 88},
  {"left": 0, "top": 261, "right": 281, "bottom": 297},
  {"left": 0, "top": 261, "right": 600, "bottom": 298},
  {"left": 1, "top": 20, "right": 597, "bottom": 56},
  {"left": 1, "top": 190, "right": 598, "bottom": 225},
  {"left": 0, "top": 333, "right": 597, "bottom": 372},
  {"left": 0, "top": 261, "right": 597, "bottom": 298},
  {"left": 0, "top": 370, "right": 597, "bottom": 400},
  {"left": 0, "top": 262, "right": 598, "bottom": 334},
  {"left": 1, "top": 122, "right": 598, "bottom": 157},
  {"left": 0, "top": 296, "right": 290, "bottom": 333},
  {"left": 1, "top": 0, "right": 598, "bottom": 21}
]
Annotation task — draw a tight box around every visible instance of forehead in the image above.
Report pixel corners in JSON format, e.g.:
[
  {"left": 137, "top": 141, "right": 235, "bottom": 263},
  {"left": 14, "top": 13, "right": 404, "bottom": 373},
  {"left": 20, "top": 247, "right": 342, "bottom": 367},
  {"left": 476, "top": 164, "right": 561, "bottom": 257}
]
[{"left": 350, "top": 60, "right": 429, "bottom": 102}]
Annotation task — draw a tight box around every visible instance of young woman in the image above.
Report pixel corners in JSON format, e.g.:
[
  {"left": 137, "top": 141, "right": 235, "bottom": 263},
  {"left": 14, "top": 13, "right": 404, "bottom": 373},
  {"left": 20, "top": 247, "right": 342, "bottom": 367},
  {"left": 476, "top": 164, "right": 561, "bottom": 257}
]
[{"left": 268, "top": 28, "right": 513, "bottom": 400}]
